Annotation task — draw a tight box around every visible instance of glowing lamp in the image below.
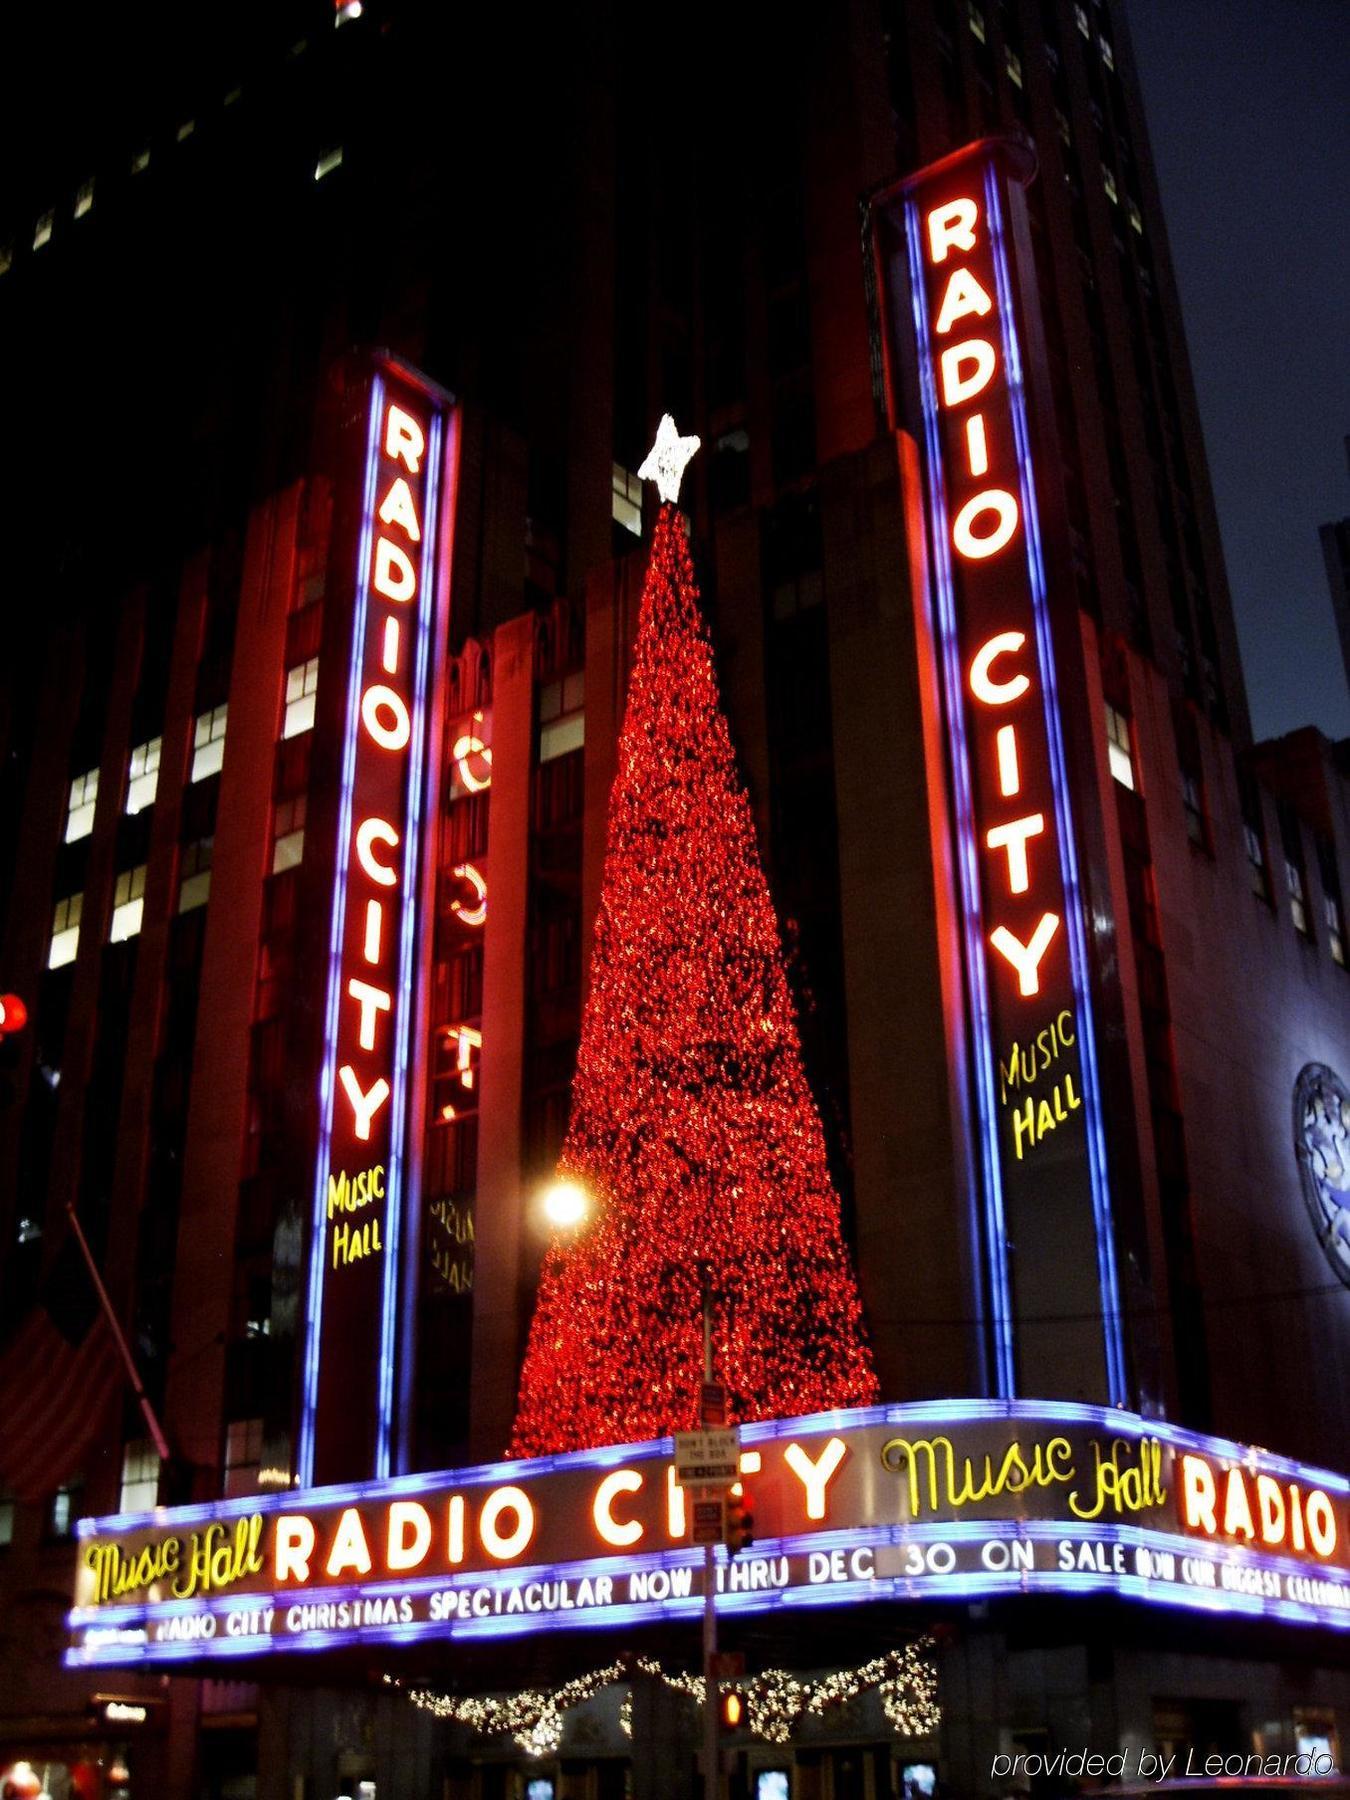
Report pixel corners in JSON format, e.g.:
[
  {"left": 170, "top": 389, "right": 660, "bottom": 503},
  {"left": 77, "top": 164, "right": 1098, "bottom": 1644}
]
[
  {"left": 541, "top": 1179, "right": 590, "bottom": 1230},
  {"left": 0, "top": 994, "right": 28, "bottom": 1037}
]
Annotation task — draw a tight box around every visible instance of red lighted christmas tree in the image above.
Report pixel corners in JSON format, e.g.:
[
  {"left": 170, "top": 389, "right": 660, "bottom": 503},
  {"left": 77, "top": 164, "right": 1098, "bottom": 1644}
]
[{"left": 508, "top": 418, "right": 878, "bottom": 1457}]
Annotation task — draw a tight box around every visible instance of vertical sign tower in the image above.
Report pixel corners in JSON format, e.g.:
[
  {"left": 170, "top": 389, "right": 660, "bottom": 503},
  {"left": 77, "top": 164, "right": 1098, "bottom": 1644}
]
[
  {"left": 298, "top": 359, "right": 457, "bottom": 1487},
  {"left": 876, "top": 141, "right": 1126, "bottom": 1403}
]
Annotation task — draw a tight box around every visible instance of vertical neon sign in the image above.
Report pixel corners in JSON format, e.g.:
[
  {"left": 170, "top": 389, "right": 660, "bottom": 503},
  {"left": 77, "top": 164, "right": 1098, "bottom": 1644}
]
[
  {"left": 885, "top": 142, "right": 1126, "bottom": 1403},
  {"left": 299, "top": 363, "right": 451, "bottom": 1487}
]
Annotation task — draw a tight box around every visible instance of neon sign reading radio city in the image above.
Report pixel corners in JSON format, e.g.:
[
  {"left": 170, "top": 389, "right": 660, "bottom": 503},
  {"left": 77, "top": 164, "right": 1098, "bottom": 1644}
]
[
  {"left": 300, "top": 366, "right": 452, "bottom": 1489},
  {"left": 66, "top": 1403, "right": 1350, "bottom": 1666},
  {"left": 898, "top": 144, "right": 1124, "bottom": 1404}
]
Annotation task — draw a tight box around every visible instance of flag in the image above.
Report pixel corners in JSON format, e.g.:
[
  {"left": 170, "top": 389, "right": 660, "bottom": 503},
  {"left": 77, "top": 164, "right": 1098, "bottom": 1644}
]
[{"left": 0, "top": 1227, "right": 123, "bottom": 1505}]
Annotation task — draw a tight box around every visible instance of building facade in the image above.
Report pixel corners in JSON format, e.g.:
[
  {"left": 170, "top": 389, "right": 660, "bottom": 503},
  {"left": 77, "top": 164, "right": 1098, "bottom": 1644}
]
[{"left": 0, "top": 2, "right": 1347, "bottom": 1796}]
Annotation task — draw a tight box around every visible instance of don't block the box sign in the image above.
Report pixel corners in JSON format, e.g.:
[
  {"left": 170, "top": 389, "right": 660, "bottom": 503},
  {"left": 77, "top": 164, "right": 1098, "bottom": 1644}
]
[
  {"left": 299, "top": 359, "right": 458, "bottom": 1489},
  {"left": 67, "top": 1401, "right": 1349, "bottom": 1669}
]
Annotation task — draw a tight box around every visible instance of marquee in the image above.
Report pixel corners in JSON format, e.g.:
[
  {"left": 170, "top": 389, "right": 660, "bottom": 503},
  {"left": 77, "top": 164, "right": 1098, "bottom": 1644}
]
[{"left": 67, "top": 1401, "right": 1350, "bottom": 1669}]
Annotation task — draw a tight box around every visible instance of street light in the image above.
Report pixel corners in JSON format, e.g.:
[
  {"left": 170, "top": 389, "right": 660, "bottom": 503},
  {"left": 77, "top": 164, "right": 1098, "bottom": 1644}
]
[{"left": 540, "top": 1178, "right": 590, "bottom": 1230}]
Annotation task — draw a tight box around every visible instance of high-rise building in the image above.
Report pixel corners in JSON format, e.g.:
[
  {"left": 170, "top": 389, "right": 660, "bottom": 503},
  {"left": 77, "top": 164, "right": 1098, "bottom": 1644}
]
[{"left": 0, "top": 4, "right": 1347, "bottom": 1795}]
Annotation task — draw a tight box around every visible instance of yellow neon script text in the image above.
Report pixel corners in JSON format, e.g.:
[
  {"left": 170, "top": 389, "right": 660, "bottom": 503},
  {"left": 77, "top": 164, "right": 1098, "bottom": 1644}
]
[
  {"left": 328, "top": 1162, "right": 386, "bottom": 1269},
  {"left": 878, "top": 1433, "right": 1165, "bottom": 1522},
  {"left": 86, "top": 1514, "right": 265, "bottom": 1607}
]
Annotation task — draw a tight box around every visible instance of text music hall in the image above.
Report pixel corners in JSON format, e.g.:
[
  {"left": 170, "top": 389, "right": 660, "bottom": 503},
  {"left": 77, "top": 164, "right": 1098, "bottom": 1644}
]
[{"left": 0, "top": 5, "right": 1347, "bottom": 1799}]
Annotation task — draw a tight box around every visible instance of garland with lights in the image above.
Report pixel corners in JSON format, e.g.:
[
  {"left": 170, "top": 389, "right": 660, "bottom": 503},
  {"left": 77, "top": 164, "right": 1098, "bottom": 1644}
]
[
  {"left": 509, "top": 422, "right": 878, "bottom": 1456},
  {"left": 386, "top": 1640, "right": 939, "bottom": 1755}
]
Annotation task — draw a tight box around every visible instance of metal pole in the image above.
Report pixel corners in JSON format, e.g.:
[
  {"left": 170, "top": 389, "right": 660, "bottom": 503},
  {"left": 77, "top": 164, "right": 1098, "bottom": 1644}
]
[
  {"left": 65, "top": 1202, "right": 172, "bottom": 1463},
  {"left": 701, "top": 1281, "right": 718, "bottom": 1800}
]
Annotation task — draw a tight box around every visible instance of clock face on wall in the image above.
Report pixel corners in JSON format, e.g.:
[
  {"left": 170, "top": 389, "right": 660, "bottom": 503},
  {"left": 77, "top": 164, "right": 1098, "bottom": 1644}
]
[{"left": 1294, "top": 1063, "right": 1350, "bottom": 1289}]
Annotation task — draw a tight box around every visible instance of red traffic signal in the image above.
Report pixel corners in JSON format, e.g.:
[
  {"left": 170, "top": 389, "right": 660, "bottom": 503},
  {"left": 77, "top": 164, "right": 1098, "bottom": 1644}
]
[
  {"left": 0, "top": 995, "right": 28, "bottom": 1039},
  {"left": 725, "top": 1486, "right": 755, "bottom": 1557}
]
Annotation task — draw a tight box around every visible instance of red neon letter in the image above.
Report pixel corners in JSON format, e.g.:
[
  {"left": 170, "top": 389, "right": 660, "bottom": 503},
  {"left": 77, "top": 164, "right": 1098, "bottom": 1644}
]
[
  {"left": 377, "top": 476, "right": 422, "bottom": 542},
  {"left": 363, "top": 899, "right": 384, "bottom": 965},
  {"left": 986, "top": 813, "right": 1046, "bottom": 895},
  {"left": 966, "top": 414, "right": 989, "bottom": 477},
  {"left": 385, "top": 404, "right": 425, "bottom": 473},
  {"left": 479, "top": 1486, "right": 536, "bottom": 1561},
  {"left": 274, "top": 1516, "right": 315, "bottom": 1582},
  {"left": 373, "top": 537, "right": 417, "bottom": 604},
  {"left": 935, "top": 268, "right": 993, "bottom": 335},
  {"left": 1180, "top": 1455, "right": 1218, "bottom": 1534},
  {"left": 939, "top": 339, "right": 996, "bottom": 407},
  {"left": 355, "top": 818, "right": 399, "bottom": 887},
  {"left": 970, "top": 632, "right": 1030, "bottom": 707},
  {"left": 990, "top": 913, "right": 1060, "bottom": 996},
  {"left": 450, "top": 863, "right": 488, "bottom": 928},
  {"left": 348, "top": 977, "right": 392, "bottom": 1051},
  {"left": 386, "top": 1501, "right": 433, "bottom": 1573},
  {"left": 361, "top": 683, "right": 412, "bottom": 752},
  {"left": 338, "top": 1065, "right": 391, "bottom": 1140},
  {"left": 784, "top": 1436, "right": 848, "bottom": 1521},
  {"left": 996, "top": 724, "right": 1020, "bottom": 796},
  {"left": 326, "top": 1507, "right": 373, "bottom": 1577},
  {"left": 927, "top": 198, "right": 978, "bottom": 264},
  {"left": 953, "top": 489, "right": 1019, "bottom": 560},
  {"left": 593, "top": 1469, "right": 645, "bottom": 1548}
]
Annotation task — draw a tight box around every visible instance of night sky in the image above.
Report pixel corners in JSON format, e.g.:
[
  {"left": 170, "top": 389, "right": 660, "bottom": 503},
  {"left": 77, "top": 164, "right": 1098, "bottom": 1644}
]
[{"left": 1125, "top": 0, "right": 1350, "bottom": 743}]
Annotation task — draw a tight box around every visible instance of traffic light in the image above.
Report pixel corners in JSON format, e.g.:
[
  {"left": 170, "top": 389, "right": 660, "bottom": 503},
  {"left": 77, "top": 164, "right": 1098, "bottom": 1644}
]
[
  {"left": 725, "top": 1486, "right": 755, "bottom": 1557},
  {"left": 721, "top": 1688, "right": 745, "bottom": 1730},
  {"left": 0, "top": 995, "right": 28, "bottom": 1040}
]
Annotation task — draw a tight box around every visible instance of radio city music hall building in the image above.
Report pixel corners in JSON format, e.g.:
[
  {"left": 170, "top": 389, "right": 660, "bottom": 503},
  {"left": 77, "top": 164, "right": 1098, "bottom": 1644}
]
[{"left": 0, "top": 3, "right": 1348, "bottom": 1797}]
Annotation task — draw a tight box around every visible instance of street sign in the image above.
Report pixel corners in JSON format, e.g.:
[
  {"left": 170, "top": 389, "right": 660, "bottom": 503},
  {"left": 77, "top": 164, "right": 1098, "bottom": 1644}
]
[
  {"left": 691, "top": 1499, "right": 725, "bottom": 1545},
  {"left": 700, "top": 1381, "right": 727, "bottom": 1426},
  {"left": 673, "top": 1427, "right": 739, "bottom": 1486}
]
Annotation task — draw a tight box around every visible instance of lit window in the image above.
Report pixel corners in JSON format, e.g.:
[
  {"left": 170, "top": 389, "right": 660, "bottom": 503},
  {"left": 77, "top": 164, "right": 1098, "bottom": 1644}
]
[
  {"left": 1287, "top": 861, "right": 1309, "bottom": 937},
  {"left": 49, "top": 894, "right": 83, "bottom": 970},
  {"left": 1074, "top": 4, "right": 1090, "bottom": 36},
  {"left": 33, "top": 212, "right": 54, "bottom": 251},
  {"left": 1327, "top": 896, "right": 1346, "bottom": 968},
  {"left": 282, "top": 656, "right": 319, "bottom": 738},
  {"left": 0, "top": 1493, "right": 14, "bottom": 1547},
  {"left": 178, "top": 837, "right": 213, "bottom": 913},
  {"left": 1127, "top": 200, "right": 1143, "bottom": 235},
  {"left": 272, "top": 794, "right": 306, "bottom": 873},
  {"left": 66, "top": 768, "right": 99, "bottom": 843},
  {"left": 1006, "top": 49, "right": 1023, "bottom": 86},
  {"left": 118, "top": 1439, "right": 160, "bottom": 1514},
  {"left": 110, "top": 865, "right": 148, "bottom": 943},
  {"left": 314, "top": 146, "right": 344, "bottom": 182},
  {"left": 48, "top": 1484, "right": 81, "bottom": 1539},
  {"left": 1100, "top": 33, "right": 1115, "bottom": 69},
  {"left": 125, "top": 737, "right": 162, "bottom": 815},
  {"left": 131, "top": 148, "right": 151, "bottom": 175},
  {"left": 967, "top": 1, "right": 986, "bottom": 42},
  {"left": 0, "top": 242, "right": 12, "bottom": 276},
  {"left": 192, "top": 705, "right": 228, "bottom": 782},
  {"left": 1054, "top": 108, "right": 1071, "bottom": 146},
  {"left": 176, "top": 120, "right": 196, "bottom": 143},
  {"left": 1102, "top": 166, "right": 1118, "bottom": 204},
  {"left": 539, "top": 672, "right": 585, "bottom": 764},
  {"left": 224, "top": 1418, "right": 264, "bottom": 1498},
  {"left": 223, "top": 86, "right": 242, "bottom": 107},
  {"left": 612, "top": 463, "right": 643, "bottom": 536},
  {"left": 1105, "top": 705, "right": 1134, "bottom": 790}
]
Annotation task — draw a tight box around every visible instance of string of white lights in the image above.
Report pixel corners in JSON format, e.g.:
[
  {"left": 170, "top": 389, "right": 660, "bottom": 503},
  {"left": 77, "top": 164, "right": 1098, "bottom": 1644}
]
[{"left": 384, "top": 1639, "right": 939, "bottom": 1755}]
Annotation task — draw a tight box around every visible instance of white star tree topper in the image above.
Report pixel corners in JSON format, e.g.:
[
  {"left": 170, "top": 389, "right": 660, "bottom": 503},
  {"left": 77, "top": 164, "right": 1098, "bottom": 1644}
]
[{"left": 638, "top": 413, "right": 701, "bottom": 505}]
